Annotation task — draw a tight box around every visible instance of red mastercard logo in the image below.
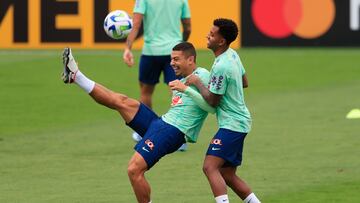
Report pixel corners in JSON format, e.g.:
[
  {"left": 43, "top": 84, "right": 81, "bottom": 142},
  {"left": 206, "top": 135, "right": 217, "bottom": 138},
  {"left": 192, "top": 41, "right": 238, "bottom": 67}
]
[{"left": 251, "top": 0, "right": 336, "bottom": 39}]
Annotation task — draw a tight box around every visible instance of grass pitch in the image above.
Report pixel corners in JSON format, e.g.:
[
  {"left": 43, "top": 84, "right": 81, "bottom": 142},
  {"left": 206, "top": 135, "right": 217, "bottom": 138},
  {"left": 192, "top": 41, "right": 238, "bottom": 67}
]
[{"left": 0, "top": 48, "right": 359, "bottom": 202}]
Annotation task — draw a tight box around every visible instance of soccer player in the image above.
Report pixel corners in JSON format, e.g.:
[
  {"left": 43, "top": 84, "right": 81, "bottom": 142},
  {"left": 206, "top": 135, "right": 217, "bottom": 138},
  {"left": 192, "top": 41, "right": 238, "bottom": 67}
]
[
  {"left": 184, "top": 19, "right": 261, "bottom": 203},
  {"left": 123, "top": 0, "right": 191, "bottom": 145},
  {"left": 61, "top": 42, "right": 213, "bottom": 203}
]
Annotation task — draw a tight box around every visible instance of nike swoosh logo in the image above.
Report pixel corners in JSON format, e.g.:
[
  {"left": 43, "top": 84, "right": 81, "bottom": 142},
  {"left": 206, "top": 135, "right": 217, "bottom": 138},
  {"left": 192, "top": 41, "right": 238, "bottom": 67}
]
[
  {"left": 142, "top": 147, "right": 149, "bottom": 152},
  {"left": 211, "top": 147, "right": 221, "bottom": 151}
]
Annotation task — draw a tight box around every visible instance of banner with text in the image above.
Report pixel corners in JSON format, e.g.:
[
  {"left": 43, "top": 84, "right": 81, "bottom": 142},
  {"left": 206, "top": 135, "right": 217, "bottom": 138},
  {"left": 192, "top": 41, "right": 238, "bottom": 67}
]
[{"left": 0, "top": 0, "right": 240, "bottom": 49}]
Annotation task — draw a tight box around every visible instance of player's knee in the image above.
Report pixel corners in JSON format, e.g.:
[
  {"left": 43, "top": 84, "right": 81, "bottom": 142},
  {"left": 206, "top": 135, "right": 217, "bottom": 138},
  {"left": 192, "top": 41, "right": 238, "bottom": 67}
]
[
  {"left": 113, "top": 93, "right": 129, "bottom": 109},
  {"left": 127, "top": 162, "right": 140, "bottom": 178},
  {"left": 202, "top": 163, "right": 217, "bottom": 176}
]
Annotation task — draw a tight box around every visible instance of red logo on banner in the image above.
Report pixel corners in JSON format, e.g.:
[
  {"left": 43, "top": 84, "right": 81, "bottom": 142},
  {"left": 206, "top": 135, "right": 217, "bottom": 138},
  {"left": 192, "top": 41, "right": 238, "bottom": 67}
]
[{"left": 251, "top": 0, "right": 335, "bottom": 39}]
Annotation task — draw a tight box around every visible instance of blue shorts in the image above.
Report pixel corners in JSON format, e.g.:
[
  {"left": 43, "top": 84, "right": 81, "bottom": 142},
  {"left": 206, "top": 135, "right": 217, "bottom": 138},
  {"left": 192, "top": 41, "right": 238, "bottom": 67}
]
[
  {"left": 126, "top": 103, "right": 159, "bottom": 137},
  {"left": 206, "top": 128, "right": 247, "bottom": 167},
  {"left": 134, "top": 119, "right": 185, "bottom": 169},
  {"left": 139, "top": 55, "right": 178, "bottom": 85}
]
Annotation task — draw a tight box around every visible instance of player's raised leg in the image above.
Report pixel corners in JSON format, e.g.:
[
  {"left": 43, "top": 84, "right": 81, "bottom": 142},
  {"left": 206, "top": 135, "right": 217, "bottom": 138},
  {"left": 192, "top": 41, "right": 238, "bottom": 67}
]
[{"left": 61, "top": 47, "right": 139, "bottom": 123}]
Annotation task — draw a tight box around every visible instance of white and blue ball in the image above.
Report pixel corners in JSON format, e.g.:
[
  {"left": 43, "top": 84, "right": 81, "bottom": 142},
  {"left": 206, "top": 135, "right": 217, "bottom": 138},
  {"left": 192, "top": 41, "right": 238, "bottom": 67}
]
[{"left": 104, "top": 10, "right": 133, "bottom": 40}]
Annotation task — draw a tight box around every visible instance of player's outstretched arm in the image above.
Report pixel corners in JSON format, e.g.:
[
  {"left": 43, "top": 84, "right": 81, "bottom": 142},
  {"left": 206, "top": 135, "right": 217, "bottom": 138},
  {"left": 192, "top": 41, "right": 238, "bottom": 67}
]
[{"left": 123, "top": 13, "right": 143, "bottom": 67}]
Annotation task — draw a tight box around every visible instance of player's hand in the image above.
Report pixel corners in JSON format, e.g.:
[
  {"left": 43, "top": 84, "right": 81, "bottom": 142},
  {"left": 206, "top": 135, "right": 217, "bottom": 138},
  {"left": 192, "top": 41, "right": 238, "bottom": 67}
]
[
  {"left": 123, "top": 48, "right": 134, "bottom": 67},
  {"left": 169, "top": 80, "right": 188, "bottom": 92},
  {"left": 185, "top": 74, "right": 200, "bottom": 86}
]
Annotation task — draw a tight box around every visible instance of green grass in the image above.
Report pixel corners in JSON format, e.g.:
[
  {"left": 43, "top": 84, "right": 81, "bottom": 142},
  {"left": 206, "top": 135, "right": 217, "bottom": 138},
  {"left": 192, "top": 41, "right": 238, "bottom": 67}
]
[{"left": 0, "top": 48, "right": 360, "bottom": 202}]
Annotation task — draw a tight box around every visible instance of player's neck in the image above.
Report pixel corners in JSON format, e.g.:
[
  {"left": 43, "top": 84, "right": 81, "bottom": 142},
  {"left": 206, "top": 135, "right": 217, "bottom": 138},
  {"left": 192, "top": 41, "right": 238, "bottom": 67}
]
[
  {"left": 213, "top": 46, "right": 229, "bottom": 57},
  {"left": 185, "top": 65, "right": 197, "bottom": 77}
]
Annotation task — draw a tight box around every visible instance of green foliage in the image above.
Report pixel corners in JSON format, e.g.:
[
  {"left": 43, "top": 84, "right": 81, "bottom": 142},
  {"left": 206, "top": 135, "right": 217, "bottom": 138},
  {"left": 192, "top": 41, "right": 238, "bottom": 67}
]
[{"left": 0, "top": 49, "right": 359, "bottom": 202}]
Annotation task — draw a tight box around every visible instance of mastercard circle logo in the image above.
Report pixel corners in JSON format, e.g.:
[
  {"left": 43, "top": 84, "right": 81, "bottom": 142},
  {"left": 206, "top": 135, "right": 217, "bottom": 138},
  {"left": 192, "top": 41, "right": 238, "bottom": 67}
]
[{"left": 251, "top": 0, "right": 336, "bottom": 39}]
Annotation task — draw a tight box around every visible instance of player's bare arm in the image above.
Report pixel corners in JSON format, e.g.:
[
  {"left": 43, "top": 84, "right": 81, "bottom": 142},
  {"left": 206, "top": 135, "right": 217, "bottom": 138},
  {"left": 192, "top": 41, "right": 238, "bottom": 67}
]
[
  {"left": 243, "top": 74, "right": 249, "bottom": 88},
  {"left": 186, "top": 74, "right": 222, "bottom": 107},
  {"left": 181, "top": 18, "right": 191, "bottom": 42},
  {"left": 123, "top": 13, "right": 143, "bottom": 67}
]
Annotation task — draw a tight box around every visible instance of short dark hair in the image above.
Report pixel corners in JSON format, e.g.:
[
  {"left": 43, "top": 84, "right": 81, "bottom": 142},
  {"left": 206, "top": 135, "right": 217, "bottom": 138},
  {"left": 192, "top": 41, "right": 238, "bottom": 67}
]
[
  {"left": 213, "top": 18, "right": 239, "bottom": 45},
  {"left": 172, "top": 42, "right": 197, "bottom": 62}
]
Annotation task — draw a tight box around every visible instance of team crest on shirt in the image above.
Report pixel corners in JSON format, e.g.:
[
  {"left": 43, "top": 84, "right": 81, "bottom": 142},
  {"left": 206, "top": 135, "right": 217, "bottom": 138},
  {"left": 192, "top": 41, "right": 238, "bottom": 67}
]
[{"left": 171, "top": 95, "right": 183, "bottom": 106}]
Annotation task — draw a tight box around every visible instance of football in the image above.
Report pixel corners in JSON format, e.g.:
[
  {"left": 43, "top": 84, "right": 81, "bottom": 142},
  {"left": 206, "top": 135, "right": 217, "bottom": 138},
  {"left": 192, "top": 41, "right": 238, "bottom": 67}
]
[{"left": 103, "top": 10, "right": 133, "bottom": 40}]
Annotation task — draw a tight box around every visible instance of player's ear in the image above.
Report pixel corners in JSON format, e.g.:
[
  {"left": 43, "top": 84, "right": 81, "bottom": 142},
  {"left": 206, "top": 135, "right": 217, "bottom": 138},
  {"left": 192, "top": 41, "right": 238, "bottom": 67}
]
[
  {"left": 188, "top": 55, "right": 195, "bottom": 64},
  {"left": 219, "top": 38, "right": 226, "bottom": 47}
]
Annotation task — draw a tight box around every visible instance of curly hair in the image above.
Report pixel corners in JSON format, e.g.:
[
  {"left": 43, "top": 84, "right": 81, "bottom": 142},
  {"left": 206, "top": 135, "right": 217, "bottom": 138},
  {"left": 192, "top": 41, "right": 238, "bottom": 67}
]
[{"left": 213, "top": 18, "right": 239, "bottom": 45}]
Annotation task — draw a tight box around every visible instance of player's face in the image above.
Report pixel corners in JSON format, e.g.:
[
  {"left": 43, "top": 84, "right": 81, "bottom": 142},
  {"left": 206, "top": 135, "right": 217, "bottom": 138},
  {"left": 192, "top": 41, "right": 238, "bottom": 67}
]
[
  {"left": 206, "top": 26, "right": 223, "bottom": 51},
  {"left": 170, "top": 51, "right": 191, "bottom": 77}
]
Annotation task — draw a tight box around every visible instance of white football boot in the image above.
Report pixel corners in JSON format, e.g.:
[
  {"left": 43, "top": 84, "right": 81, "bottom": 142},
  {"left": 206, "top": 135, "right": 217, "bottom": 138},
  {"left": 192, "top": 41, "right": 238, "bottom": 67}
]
[
  {"left": 61, "top": 47, "right": 79, "bottom": 83},
  {"left": 177, "top": 143, "right": 187, "bottom": 152}
]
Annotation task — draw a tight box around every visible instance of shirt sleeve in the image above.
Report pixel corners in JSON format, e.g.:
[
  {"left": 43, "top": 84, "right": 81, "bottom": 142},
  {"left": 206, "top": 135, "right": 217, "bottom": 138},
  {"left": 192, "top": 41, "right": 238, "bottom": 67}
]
[
  {"left": 181, "top": 0, "right": 191, "bottom": 18},
  {"left": 184, "top": 88, "right": 215, "bottom": 114},
  {"left": 208, "top": 64, "right": 228, "bottom": 95},
  {"left": 184, "top": 68, "right": 215, "bottom": 113},
  {"left": 133, "top": 0, "right": 146, "bottom": 14},
  {"left": 241, "top": 66, "right": 246, "bottom": 76}
]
